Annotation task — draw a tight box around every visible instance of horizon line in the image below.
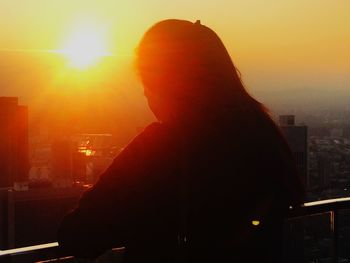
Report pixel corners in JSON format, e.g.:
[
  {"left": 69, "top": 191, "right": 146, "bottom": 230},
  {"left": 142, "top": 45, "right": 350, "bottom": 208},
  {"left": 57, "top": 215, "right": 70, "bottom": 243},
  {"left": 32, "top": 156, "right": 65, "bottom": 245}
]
[{"left": 0, "top": 48, "right": 132, "bottom": 57}]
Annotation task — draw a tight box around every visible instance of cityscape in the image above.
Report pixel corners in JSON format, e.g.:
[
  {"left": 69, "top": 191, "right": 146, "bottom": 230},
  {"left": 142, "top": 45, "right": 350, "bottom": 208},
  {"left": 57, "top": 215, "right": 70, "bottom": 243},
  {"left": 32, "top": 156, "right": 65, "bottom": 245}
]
[
  {"left": 1, "top": 95, "right": 350, "bottom": 261},
  {"left": 1, "top": 0, "right": 350, "bottom": 262}
]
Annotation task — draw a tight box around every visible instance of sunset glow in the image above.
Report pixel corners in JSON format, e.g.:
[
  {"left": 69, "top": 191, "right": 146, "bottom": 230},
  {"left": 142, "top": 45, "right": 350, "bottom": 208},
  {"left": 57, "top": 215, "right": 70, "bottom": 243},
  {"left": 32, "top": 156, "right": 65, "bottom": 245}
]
[
  {"left": 61, "top": 28, "right": 110, "bottom": 69},
  {"left": 0, "top": 2, "right": 350, "bottom": 259}
]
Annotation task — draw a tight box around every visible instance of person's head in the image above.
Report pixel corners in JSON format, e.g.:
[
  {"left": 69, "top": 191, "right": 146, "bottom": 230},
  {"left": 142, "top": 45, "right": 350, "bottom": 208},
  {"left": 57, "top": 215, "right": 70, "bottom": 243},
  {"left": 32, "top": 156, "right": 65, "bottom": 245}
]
[{"left": 136, "top": 19, "right": 262, "bottom": 123}]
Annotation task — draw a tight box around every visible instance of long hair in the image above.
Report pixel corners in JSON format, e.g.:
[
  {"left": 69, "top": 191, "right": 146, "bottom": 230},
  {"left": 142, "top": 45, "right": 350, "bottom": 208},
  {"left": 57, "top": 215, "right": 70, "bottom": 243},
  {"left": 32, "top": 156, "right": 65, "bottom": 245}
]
[
  {"left": 136, "top": 19, "right": 305, "bottom": 205},
  {"left": 136, "top": 19, "right": 267, "bottom": 117}
]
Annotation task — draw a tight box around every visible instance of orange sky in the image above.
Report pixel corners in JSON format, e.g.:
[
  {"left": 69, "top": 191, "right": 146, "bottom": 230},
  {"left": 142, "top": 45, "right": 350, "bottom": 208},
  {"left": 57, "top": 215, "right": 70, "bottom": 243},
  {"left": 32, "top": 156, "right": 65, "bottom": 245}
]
[
  {"left": 1, "top": 1, "right": 349, "bottom": 66},
  {"left": 1, "top": 0, "right": 349, "bottom": 84},
  {"left": 0, "top": 0, "right": 350, "bottom": 141}
]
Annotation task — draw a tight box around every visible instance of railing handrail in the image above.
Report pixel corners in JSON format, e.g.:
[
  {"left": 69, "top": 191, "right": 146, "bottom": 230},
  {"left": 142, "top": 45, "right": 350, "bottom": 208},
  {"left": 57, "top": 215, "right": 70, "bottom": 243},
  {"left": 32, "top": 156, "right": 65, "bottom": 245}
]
[
  {"left": 0, "top": 242, "right": 59, "bottom": 257},
  {"left": 303, "top": 196, "right": 350, "bottom": 207},
  {"left": 2, "top": 197, "right": 350, "bottom": 260},
  {"left": 288, "top": 197, "right": 350, "bottom": 218}
]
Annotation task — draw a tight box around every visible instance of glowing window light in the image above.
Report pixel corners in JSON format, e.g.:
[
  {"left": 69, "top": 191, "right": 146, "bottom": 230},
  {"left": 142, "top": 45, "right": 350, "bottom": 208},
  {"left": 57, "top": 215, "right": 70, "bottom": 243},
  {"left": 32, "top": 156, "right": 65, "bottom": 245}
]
[{"left": 252, "top": 220, "right": 260, "bottom": 226}]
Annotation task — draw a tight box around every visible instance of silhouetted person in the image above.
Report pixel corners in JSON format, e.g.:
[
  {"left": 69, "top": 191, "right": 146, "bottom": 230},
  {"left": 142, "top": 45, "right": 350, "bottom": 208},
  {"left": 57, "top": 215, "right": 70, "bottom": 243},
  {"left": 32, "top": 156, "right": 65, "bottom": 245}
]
[{"left": 58, "top": 19, "right": 304, "bottom": 262}]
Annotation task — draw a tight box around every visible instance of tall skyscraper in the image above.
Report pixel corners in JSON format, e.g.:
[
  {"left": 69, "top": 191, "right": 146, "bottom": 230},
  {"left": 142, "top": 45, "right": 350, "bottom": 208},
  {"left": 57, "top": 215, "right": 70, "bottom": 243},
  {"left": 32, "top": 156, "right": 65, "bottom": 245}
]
[
  {"left": 51, "top": 139, "right": 73, "bottom": 187},
  {"left": 0, "top": 97, "right": 29, "bottom": 188},
  {"left": 279, "top": 115, "right": 309, "bottom": 188}
]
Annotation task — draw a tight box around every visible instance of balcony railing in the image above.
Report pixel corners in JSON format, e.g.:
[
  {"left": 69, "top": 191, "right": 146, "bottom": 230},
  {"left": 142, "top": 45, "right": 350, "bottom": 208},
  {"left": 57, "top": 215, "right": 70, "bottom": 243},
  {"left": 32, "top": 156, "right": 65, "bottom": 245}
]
[
  {"left": 285, "top": 197, "right": 350, "bottom": 263},
  {"left": 0, "top": 242, "right": 125, "bottom": 262},
  {"left": 1, "top": 197, "right": 350, "bottom": 263}
]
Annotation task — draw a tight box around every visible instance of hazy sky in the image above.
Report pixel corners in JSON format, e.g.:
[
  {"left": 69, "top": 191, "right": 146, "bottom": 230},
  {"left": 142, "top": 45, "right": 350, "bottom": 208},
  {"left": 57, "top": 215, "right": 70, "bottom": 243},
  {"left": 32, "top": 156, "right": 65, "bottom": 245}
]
[
  {"left": 1, "top": 0, "right": 350, "bottom": 138},
  {"left": 2, "top": 1, "right": 350, "bottom": 88},
  {"left": 2, "top": 1, "right": 349, "bottom": 63}
]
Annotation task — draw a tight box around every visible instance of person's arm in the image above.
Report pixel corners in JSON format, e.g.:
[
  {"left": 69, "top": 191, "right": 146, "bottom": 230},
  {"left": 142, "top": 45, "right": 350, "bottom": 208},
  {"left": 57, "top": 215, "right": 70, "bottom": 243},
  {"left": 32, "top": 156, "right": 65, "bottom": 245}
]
[{"left": 57, "top": 123, "right": 166, "bottom": 259}]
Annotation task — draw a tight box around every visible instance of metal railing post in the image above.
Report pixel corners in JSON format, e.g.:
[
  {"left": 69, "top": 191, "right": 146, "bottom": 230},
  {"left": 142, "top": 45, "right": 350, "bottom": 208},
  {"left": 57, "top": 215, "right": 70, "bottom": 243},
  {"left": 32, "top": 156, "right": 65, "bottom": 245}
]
[{"left": 330, "top": 209, "right": 339, "bottom": 263}]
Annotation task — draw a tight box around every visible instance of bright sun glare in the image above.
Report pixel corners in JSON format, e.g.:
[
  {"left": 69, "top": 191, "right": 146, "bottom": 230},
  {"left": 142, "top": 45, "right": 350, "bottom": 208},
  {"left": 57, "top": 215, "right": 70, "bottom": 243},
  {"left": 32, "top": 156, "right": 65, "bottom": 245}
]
[{"left": 61, "top": 28, "right": 110, "bottom": 69}]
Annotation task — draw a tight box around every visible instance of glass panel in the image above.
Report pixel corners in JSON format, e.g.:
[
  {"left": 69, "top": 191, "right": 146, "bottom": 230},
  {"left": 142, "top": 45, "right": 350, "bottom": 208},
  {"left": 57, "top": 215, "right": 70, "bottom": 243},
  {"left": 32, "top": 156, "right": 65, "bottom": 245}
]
[
  {"left": 284, "top": 212, "right": 333, "bottom": 262},
  {"left": 338, "top": 209, "right": 350, "bottom": 262}
]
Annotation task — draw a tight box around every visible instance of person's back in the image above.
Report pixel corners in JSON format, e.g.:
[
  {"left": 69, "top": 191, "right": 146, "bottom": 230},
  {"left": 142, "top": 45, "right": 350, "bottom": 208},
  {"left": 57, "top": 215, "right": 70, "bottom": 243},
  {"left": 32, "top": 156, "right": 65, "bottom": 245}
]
[
  {"left": 58, "top": 19, "right": 304, "bottom": 262},
  {"left": 165, "top": 106, "right": 299, "bottom": 262}
]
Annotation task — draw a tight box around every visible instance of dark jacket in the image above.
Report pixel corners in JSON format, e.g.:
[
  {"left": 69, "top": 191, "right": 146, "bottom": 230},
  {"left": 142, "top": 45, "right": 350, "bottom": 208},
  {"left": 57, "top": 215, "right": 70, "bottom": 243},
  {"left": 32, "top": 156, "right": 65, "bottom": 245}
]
[{"left": 58, "top": 109, "right": 304, "bottom": 262}]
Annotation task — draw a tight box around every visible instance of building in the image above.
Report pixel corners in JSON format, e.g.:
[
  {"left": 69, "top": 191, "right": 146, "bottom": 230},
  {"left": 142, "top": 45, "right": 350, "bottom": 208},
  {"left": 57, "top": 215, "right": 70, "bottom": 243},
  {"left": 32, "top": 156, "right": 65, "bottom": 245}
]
[
  {"left": 72, "top": 134, "right": 116, "bottom": 184},
  {"left": 0, "top": 97, "right": 29, "bottom": 188},
  {"left": 51, "top": 139, "right": 73, "bottom": 187},
  {"left": 279, "top": 115, "right": 309, "bottom": 188},
  {"left": 0, "top": 186, "right": 87, "bottom": 249},
  {"left": 330, "top": 128, "right": 343, "bottom": 138},
  {"left": 72, "top": 151, "right": 87, "bottom": 183}
]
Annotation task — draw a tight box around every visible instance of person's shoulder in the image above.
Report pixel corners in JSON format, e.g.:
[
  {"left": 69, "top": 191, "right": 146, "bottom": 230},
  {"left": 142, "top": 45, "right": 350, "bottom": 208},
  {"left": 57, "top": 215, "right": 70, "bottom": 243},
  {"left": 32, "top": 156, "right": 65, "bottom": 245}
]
[
  {"left": 104, "top": 122, "right": 174, "bottom": 176},
  {"left": 119, "top": 122, "right": 174, "bottom": 155},
  {"left": 131, "top": 122, "right": 169, "bottom": 144},
  {"left": 139, "top": 122, "right": 164, "bottom": 137}
]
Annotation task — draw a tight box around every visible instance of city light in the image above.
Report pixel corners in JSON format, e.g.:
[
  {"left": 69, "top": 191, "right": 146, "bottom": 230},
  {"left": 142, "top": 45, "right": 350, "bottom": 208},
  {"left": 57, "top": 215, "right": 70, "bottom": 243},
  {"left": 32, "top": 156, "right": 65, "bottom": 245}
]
[{"left": 251, "top": 220, "right": 260, "bottom": 226}]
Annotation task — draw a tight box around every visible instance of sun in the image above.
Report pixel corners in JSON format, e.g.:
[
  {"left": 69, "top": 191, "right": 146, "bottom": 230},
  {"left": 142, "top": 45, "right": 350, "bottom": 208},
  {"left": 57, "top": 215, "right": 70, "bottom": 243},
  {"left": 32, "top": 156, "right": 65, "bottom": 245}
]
[{"left": 61, "top": 28, "right": 110, "bottom": 69}]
